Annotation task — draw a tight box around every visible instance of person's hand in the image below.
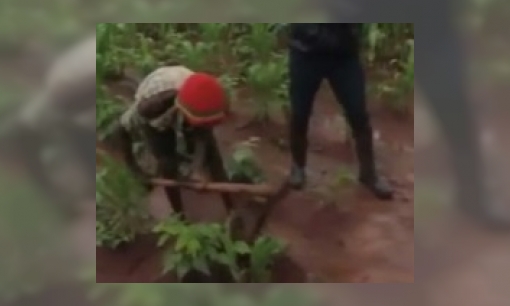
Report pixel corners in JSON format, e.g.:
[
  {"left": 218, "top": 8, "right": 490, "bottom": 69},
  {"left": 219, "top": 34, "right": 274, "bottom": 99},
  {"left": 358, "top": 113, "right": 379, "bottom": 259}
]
[{"left": 190, "top": 170, "right": 209, "bottom": 191}]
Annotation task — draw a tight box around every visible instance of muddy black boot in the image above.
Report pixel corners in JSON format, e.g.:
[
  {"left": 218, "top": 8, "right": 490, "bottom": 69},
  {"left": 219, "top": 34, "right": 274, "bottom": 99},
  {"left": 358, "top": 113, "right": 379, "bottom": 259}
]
[
  {"left": 289, "top": 164, "right": 306, "bottom": 190},
  {"left": 289, "top": 123, "right": 308, "bottom": 190},
  {"left": 355, "top": 131, "right": 394, "bottom": 200}
]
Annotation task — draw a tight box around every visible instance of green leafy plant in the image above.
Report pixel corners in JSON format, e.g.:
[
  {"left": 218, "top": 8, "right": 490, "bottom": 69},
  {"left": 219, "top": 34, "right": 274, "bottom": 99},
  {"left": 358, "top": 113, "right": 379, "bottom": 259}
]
[
  {"left": 333, "top": 165, "right": 356, "bottom": 188},
  {"left": 96, "top": 152, "right": 152, "bottom": 248},
  {"left": 176, "top": 40, "right": 215, "bottom": 72},
  {"left": 401, "top": 39, "right": 415, "bottom": 94},
  {"left": 153, "top": 214, "right": 285, "bottom": 283},
  {"left": 377, "top": 39, "right": 414, "bottom": 113},
  {"left": 96, "top": 23, "right": 141, "bottom": 81},
  {"left": 96, "top": 86, "right": 126, "bottom": 140},
  {"left": 96, "top": 22, "right": 413, "bottom": 121},
  {"left": 132, "top": 34, "right": 160, "bottom": 75},
  {"left": 248, "top": 236, "right": 286, "bottom": 282},
  {"left": 218, "top": 74, "right": 241, "bottom": 105},
  {"left": 198, "top": 23, "right": 229, "bottom": 45},
  {"left": 154, "top": 216, "right": 249, "bottom": 281},
  {"left": 94, "top": 22, "right": 414, "bottom": 286},
  {"left": 364, "top": 23, "right": 385, "bottom": 64},
  {"left": 226, "top": 138, "right": 266, "bottom": 184},
  {"left": 236, "top": 23, "right": 278, "bottom": 62},
  {"left": 245, "top": 55, "right": 288, "bottom": 122}
]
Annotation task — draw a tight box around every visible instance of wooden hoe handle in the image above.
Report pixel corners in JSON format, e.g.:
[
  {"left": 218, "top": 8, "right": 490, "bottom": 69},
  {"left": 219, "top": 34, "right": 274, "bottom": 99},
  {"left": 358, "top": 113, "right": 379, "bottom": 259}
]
[{"left": 150, "top": 178, "right": 276, "bottom": 196}]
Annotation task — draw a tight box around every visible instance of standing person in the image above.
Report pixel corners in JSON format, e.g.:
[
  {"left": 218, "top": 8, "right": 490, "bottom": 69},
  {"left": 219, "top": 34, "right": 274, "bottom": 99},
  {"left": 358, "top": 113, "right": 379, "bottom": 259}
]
[
  {"left": 112, "top": 65, "right": 233, "bottom": 218},
  {"left": 287, "top": 23, "right": 393, "bottom": 200}
]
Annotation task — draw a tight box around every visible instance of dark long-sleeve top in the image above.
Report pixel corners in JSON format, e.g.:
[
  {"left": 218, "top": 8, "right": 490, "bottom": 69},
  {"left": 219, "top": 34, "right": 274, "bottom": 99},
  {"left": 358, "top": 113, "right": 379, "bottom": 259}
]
[{"left": 288, "top": 23, "right": 362, "bottom": 57}]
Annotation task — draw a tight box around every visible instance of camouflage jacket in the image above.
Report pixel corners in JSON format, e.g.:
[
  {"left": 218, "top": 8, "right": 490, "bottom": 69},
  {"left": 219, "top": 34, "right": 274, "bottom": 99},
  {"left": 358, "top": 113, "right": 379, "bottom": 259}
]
[
  {"left": 120, "top": 65, "right": 194, "bottom": 134},
  {"left": 120, "top": 66, "right": 205, "bottom": 176}
]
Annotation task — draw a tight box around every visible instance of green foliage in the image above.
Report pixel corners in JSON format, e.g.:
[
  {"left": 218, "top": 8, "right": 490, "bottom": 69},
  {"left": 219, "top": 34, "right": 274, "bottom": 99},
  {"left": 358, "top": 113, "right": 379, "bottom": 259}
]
[
  {"left": 197, "top": 23, "right": 230, "bottom": 45},
  {"left": 93, "top": 23, "right": 414, "bottom": 287},
  {"left": 246, "top": 54, "right": 289, "bottom": 121},
  {"left": 333, "top": 165, "right": 356, "bottom": 188},
  {"left": 96, "top": 85, "right": 125, "bottom": 140},
  {"left": 236, "top": 23, "right": 278, "bottom": 61},
  {"left": 153, "top": 215, "right": 284, "bottom": 283},
  {"left": 176, "top": 41, "right": 215, "bottom": 72},
  {"left": 96, "top": 152, "right": 152, "bottom": 248},
  {"left": 362, "top": 23, "right": 414, "bottom": 64},
  {"left": 96, "top": 23, "right": 413, "bottom": 133},
  {"left": 359, "top": 23, "right": 414, "bottom": 112},
  {"left": 226, "top": 138, "right": 266, "bottom": 184},
  {"left": 218, "top": 74, "right": 241, "bottom": 104},
  {"left": 376, "top": 39, "right": 415, "bottom": 112},
  {"left": 249, "top": 236, "right": 286, "bottom": 282}
]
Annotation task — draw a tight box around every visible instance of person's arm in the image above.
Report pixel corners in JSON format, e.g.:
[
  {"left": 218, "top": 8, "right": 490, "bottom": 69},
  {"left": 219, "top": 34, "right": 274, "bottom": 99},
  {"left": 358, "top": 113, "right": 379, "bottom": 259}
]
[
  {"left": 107, "top": 116, "right": 148, "bottom": 182},
  {"left": 118, "top": 124, "right": 142, "bottom": 174}
]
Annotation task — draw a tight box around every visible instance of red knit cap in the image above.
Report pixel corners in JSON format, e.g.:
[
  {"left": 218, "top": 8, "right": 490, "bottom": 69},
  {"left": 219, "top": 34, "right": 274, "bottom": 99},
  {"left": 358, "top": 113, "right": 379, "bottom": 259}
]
[{"left": 175, "top": 73, "right": 228, "bottom": 127}]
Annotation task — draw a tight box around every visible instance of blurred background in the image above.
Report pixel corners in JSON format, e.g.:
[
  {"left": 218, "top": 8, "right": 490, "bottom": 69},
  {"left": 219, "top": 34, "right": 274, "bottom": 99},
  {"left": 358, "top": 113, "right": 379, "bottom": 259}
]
[{"left": 0, "top": 0, "right": 509, "bottom": 305}]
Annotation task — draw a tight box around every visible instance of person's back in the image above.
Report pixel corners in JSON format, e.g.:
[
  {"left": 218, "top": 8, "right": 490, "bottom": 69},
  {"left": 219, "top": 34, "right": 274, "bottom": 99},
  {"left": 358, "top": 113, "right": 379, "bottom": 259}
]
[{"left": 116, "top": 65, "right": 233, "bottom": 218}]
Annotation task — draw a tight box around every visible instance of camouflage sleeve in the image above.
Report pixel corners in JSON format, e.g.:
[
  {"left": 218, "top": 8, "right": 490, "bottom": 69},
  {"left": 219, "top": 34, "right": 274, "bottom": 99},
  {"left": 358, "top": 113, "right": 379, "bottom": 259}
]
[
  {"left": 119, "top": 104, "right": 137, "bottom": 133},
  {"left": 133, "top": 66, "right": 192, "bottom": 131}
]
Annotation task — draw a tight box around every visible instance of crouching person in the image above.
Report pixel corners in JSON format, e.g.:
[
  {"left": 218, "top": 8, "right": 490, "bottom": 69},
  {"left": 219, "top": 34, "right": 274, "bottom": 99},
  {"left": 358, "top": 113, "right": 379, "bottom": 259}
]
[{"left": 112, "top": 66, "right": 233, "bottom": 218}]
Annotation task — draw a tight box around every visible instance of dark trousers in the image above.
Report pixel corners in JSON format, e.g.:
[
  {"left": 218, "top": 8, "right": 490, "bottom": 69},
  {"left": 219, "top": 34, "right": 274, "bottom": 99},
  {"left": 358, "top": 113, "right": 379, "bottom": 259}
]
[{"left": 289, "top": 49, "right": 374, "bottom": 174}]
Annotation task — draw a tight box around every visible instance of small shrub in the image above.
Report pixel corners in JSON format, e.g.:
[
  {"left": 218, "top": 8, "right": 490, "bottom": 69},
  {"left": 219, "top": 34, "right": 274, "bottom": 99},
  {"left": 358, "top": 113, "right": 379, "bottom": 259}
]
[
  {"left": 245, "top": 55, "right": 288, "bottom": 122},
  {"left": 153, "top": 215, "right": 285, "bottom": 283},
  {"left": 248, "top": 235, "right": 286, "bottom": 282},
  {"left": 226, "top": 138, "right": 266, "bottom": 184},
  {"left": 333, "top": 165, "right": 356, "bottom": 188},
  {"left": 96, "top": 152, "right": 152, "bottom": 248},
  {"left": 96, "top": 86, "right": 125, "bottom": 140},
  {"left": 175, "top": 41, "right": 215, "bottom": 72},
  {"left": 372, "top": 37, "right": 414, "bottom": 113}
]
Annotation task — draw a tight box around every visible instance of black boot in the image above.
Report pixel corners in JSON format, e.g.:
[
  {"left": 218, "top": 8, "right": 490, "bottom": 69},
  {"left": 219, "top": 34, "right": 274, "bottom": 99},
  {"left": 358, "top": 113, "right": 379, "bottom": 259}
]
[
  {"left": 355, "top": 130, "right": 394, "bottom": 200},
  {"left": 289, "top": 122, "right": 308, "bottom": 190}
]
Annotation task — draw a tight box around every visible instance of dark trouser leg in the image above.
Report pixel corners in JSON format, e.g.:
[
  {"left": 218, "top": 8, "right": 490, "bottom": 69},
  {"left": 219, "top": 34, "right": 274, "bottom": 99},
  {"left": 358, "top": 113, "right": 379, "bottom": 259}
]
[
  {"left": 144, "top": 125, "right": 185, "bottom": 217},
  {"left": 203, "top": 130, "right": 234, "bottom": 212},
  {"left": 159, "top": 158, "right": 184, "bottom": 215},
  {"left": 288, "top": 49, "right": 325, "bottom": 188},
  {"left": 326, "top": 55, "right": 393, "bottom": 200},
  {"left": 289, "top": 50, "right": 325, "bottom": 168}
]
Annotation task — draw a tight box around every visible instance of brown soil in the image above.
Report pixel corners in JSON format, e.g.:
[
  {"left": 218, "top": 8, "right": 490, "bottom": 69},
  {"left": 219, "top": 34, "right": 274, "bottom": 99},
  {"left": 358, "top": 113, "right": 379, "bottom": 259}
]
[{"left": 96, "top": 84, "right": 414, "bottom": 283}]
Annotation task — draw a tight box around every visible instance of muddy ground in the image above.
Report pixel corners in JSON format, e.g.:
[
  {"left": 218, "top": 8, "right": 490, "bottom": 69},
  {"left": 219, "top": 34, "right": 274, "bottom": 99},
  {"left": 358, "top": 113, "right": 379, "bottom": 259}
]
[{"left": 96, "top": 83, "right": 414, "bottom": 283}]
